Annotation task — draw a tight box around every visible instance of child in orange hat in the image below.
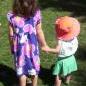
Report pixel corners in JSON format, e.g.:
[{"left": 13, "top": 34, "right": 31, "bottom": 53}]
[{"left": 44, "top": 16, "right": 80, "bottom": 86}]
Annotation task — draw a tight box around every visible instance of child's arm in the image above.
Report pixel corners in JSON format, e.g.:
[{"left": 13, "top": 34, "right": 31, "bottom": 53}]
[
  {"left": 48, "top": 44, "right": 61, "bottom": 53},
  {"left": 36, "top": 22, "right": 49, "bottom": 51},
  {"left": 8, "top": 23, "right": 14, "bottom": 53}
]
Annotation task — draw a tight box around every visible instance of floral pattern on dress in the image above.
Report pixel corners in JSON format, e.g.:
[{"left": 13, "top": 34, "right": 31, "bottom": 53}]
[{"left": 7, "top": 10, "right": 41, "bottom": 76}]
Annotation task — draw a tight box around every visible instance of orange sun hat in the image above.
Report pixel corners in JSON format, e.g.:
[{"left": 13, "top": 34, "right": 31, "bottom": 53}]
[{"left": 55, "top": 16, "right": 80, "bottom": 41}]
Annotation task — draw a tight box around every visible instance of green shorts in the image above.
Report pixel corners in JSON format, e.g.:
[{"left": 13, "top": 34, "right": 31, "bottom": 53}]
[{"left": 53, "top": 55, "right": 77, "bottom": 76}]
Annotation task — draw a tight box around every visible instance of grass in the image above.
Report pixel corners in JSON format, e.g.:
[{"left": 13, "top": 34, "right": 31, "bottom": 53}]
[{"left": 0, "top": 0, "right": 86, "bottom": 86}]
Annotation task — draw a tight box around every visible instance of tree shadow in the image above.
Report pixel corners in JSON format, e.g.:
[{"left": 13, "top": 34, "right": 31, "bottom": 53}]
[
  {"left": 38, "top": 0, "right": 86, "bottom": 22},
  {"left": 0, "top": 64, "right": 18, "bottom": 86},
  {"left": 39, "top": 65, "right": 55, "bottom": 86}
]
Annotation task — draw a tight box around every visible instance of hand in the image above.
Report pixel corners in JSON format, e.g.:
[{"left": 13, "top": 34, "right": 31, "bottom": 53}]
[
  {"left": 41, "top": 45, "right": 50, "bottom": 53},
  {"left": 42, "top": 46, "right": 60, "bottom": 53}
]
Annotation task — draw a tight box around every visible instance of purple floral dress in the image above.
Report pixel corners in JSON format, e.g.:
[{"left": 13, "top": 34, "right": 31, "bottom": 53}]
[{"left": 7, "top": 10, "right": 41, "bottom": 76}]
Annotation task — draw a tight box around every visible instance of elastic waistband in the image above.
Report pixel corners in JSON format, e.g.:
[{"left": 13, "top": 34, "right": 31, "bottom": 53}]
[{"left": 58, "top": 55, "right": 73, "bottom": 61}]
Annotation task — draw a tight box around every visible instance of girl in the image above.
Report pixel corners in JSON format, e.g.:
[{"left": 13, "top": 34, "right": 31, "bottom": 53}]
[
  {"left": 47, "top": 16, "right": 80, "bottom": 86},
  {"left": 7, "top": 0, "right": 49, "bottom": 86}
]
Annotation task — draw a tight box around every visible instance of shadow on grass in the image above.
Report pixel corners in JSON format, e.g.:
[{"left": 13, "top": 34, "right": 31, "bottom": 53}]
[
  {"left": 76, "top": 45, "right": 86, "bottom": 60},
  {"left": 38, "top": 0, "right": 86, "bottom": 21},
  {"left": 0, "top": 64, "right": 18, "bottom": 86},
  {"left": 39, "top": 66, "right": 86, "bottom": 86},
  {"left": 39, "top": 65, "right": 55, "bottom": 86},
  {"left": 73, "top": 69, "right": 86, "bottom": 86}
]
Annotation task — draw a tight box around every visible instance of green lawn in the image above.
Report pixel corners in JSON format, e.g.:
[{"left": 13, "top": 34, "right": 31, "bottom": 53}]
[{"left": 0, "top": 0, "right": 86, "bottom": 86}]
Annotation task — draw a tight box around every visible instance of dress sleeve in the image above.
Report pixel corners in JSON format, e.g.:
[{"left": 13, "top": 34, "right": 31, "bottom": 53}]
[
  {"left": 35, "top": 10, "right": 42, "bottom": 25},
  {"left": 7, "top": 12, "right": 14, "bottom": 25}
]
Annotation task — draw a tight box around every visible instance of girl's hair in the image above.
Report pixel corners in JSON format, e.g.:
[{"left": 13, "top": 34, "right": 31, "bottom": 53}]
[{"left": 13, "top": 0, "right": 38, "bottom": 18}]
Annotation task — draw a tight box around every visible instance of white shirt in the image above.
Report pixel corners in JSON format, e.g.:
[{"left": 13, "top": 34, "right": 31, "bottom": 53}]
[{"left": 58, "top": 37, "right": 78, "bottom": 57}]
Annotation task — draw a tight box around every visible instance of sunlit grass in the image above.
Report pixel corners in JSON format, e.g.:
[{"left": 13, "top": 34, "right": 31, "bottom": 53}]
[{"left": 0, "top": 0, "right": 86, "bottom": 86}]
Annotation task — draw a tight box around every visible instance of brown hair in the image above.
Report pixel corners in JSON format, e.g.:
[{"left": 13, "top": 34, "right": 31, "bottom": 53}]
[{"left": 13, "top": 0, "right": 38, "bottom": 18}]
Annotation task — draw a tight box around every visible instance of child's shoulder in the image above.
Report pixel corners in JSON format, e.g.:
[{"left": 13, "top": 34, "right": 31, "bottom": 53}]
[
  {"left": 34, "top": 9, "right": 41, "bottom": 17},
  {"left": 58, "top": 37, "right": 78, "bottom": 44},
  {"left": 7, "top": 11, "right": 14, "bottom": 22},
  {"left": 68, "top": 37, "right": 78, "bottom": 43},
  {"left": 7, "top": 11, "right": 14, "bottom": 17}
]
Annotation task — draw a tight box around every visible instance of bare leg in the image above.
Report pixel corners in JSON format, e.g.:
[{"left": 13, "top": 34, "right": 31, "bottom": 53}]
[
  {"left": 19, "top": 75, "right": 27, "bottom": 86},
  {"left": 65, "top": 74, "right": 71, "bottom": 84},
  {"left": 54, "top": 76, "right": 61, "bottom": 86},
  {"left": 26, "top": 76, "right": 32, "bottom": 83},
  {"left": 31, "top": 75, "right": 38, "bottom": 86}
]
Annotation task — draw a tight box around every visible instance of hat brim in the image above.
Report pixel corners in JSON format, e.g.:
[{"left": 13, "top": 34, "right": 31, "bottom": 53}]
[
  {"left": 55, "top": 17, "right": 80, "bottom": 41},
  {"left": 57, "top": 27, "right": 80, "bottom": 41}
]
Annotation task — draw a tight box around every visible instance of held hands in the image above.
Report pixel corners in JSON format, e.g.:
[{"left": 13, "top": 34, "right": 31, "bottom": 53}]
[
  {"left": 42, "top": 45, "right": 60, "bottom": 53},
  {"left": 41, "top": 45, "right": 51, "bottom": 53}
]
